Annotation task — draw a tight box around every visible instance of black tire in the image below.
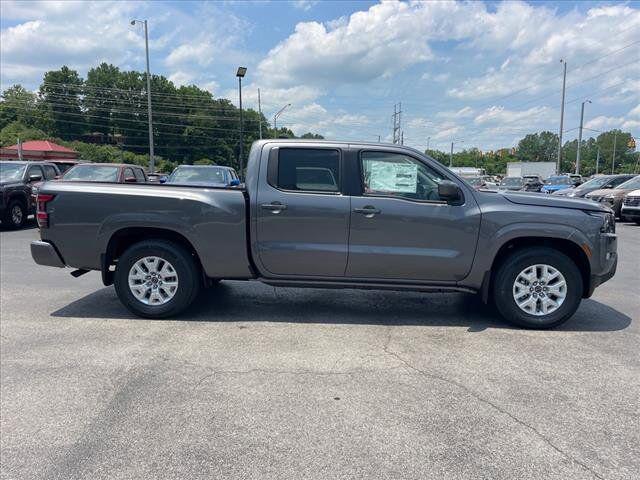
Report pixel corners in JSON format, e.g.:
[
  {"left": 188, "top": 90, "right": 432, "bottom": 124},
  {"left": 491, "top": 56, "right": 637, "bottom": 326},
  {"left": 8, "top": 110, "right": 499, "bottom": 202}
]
[
  {"left": 492, "top": 247, "right": 583, "bottom": 329},
  {"left": 3, "top": 200, "right": 27, "bottom": 229},
  {"left": 114, "top": 240, "right": 201, "bottom": 318}
]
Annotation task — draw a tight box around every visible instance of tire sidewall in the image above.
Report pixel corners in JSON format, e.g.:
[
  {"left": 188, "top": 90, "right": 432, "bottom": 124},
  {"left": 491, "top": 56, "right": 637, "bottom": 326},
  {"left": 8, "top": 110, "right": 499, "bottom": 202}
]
[
  {"left": 493, "top": 248, "right": 583, "bottom": 329},
  {"left": 6, "top": 201, "right": 26, "bottom": 229},
  {"left": 114, "top": 241, "right": 199, "bottom": 318}
]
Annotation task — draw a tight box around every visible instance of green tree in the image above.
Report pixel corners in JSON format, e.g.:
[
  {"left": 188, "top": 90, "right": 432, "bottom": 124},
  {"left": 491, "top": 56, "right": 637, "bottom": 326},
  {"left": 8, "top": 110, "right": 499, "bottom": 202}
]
[
  {"left": 0, "top": 85, "right": 39, "bottom": 130},
  {"left": 517, "top": 131, "right": 558, "bottom": 162},
  {"left": 0, "top": 121, "right": 48, "bottom": 146},
  {"left": 39, "top": 66, "right": 84, "bottom": 139}
]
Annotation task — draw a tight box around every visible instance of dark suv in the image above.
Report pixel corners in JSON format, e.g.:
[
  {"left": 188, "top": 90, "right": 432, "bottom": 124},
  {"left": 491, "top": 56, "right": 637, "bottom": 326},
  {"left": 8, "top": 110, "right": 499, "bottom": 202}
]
[{"left": 0, "top": 161, "right": 60, "bottom": 229}]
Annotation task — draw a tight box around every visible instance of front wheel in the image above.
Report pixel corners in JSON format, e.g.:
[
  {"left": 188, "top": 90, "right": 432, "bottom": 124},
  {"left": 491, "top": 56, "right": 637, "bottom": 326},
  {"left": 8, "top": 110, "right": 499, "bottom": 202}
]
[
  {"left": 492, "top": 247, "right": 583, "bottom": 329},
  {"left": 3, "top": 201, "right": 26, "bottom": 229},
  {"left": 114, "top": 240, "right": 201, "bottom": 318}
]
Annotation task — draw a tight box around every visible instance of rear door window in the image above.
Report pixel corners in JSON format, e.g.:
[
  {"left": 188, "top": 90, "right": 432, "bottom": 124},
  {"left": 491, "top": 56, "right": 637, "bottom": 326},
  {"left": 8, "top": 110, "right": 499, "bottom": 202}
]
[
  {"left": 26, "top": 165, "right": 43, "bottom": 180},
  {"left": 276, "top": 148, "right": 340, "bottom": 192},
  {"left": 42, "top": 165, "right": 57, "bottom": 179},
  {"left": 134, "top": 168, "right": 146, "bottom": 182}
]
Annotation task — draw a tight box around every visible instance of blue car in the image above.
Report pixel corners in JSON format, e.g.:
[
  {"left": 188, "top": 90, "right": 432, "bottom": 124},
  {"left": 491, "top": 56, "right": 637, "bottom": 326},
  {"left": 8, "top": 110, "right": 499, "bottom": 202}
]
[{"left": 541, "top": 175, "right": 574, "bottom": 194}]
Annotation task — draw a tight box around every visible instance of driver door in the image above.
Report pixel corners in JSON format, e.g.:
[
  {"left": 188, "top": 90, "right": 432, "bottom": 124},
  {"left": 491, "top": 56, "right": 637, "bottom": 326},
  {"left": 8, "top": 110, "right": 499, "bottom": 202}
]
[{"left": 346, "top": 150, "right": 481, "bottom": 282}]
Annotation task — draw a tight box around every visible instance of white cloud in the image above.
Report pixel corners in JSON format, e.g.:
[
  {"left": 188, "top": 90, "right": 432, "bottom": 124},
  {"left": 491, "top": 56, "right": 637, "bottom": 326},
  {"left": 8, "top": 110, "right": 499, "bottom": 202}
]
[
  {"left": 585, "top": 115, "right": 640, "bottom": 132},
  {"left": 291, "top": 0, "right": 318, "bottom": 11},
  {"left": 256, "top": 1, "right": 488, "bottom": 88}
]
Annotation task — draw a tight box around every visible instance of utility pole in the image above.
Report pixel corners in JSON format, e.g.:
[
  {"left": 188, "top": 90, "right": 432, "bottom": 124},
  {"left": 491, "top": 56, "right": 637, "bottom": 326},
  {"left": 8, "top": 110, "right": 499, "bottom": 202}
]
[
  {"left": 576, "top": 99, "right": 591, "bottom": 175},
  {"left": 557, "top": 59, "right": 567, "bottom": 175},
  {"left": 426, "top": 136, "right": 430, "bottom": 151},
  {"left": 130, "top": 19, "right": 155, "bottom": 173},
  {"left": 595, "top": 146, "right": 600, "bottom": 175},
  {"left": 258, "top": 88, "right": 262, "bottom": 140},
  {"left": 449, "top": 142, "right": 454, "bottom": 168},
  {"left": 611, "top": 131, "right": 618, "bottom": 174},
  {"left": 236, "top": 67, "right": 247, "bottom": 178},
  {"left": 401, "top": 131, "right": 404, "bottom": 145},
  {"left": 377, "top": 135, "right": 381, "bottom": 143},
  {"left": 17, "top": 138, "right": 23, "bottom": 161},
  {"left": 392, "top": 102, "right": 402, "bottom": 144}
]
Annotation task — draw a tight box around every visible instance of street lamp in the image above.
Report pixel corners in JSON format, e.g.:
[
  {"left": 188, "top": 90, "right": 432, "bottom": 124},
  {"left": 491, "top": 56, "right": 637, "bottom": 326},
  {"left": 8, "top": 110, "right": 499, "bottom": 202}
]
[
  {"left": 575, "top": 99, "right": 591, "bottom": 175},
  {"left": 273, "top": 103, "right": 291, "bottom": 138},
  {"left": 236, "top": 66, "right": 247, "bottom": 178},
  {"left": 130, "top": 19, "right": 155, "bottom": 173}
]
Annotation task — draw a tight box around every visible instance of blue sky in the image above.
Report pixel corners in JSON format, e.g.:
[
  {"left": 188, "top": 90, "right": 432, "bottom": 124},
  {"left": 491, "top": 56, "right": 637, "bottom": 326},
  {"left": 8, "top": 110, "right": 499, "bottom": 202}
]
[{"left": 1, "top": 0, "right": 639, "bottom": 152}]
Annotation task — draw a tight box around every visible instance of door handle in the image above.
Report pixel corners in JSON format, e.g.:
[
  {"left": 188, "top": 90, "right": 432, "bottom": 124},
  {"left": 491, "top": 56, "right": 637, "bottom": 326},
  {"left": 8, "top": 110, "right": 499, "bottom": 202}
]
[
  {"left": 354, "top": 206, "right": 381, "bottom": 216},
  {"left": 261, "top": 202, "right": 287, "bottom": 213}
]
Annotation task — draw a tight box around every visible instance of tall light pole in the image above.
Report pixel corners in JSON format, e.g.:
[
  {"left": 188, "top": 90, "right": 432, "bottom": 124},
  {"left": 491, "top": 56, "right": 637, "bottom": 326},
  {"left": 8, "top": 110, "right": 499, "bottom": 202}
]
[
  {"left": 576, "top": 99, "right": 591, "bottom": 175},
  {"left": 611, "top": 131, "right": 618, "bottom": 174},
  {"left": 273, "top": 103, "right": 291, "bottom": 138},
  {"left": 257, "top": 88, "right": 262, "bottom": 140},
  {"left": 426, "top": 136, "right": 430, "bottom": 151},
  {"left": 557, "top": 59, "right": 567, "bottom": 175},
  {"left": 236, "top": 67, "right": 247, "bottom": 178},
  {"left": 130, "top": 19, "right": 155, "bottom": 173},
  {"left": 595, "top": 146, "right": 600, "bottom": 175},
  {"left": 449, "top": 142, "right": 454, "bottom": 167}
]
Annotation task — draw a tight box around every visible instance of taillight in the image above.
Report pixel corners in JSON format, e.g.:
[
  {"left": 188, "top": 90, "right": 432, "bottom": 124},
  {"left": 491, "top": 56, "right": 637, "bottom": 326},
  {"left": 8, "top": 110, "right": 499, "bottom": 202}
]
[{"left": 37, "top": 193, "right": 55, "bottom": 228}]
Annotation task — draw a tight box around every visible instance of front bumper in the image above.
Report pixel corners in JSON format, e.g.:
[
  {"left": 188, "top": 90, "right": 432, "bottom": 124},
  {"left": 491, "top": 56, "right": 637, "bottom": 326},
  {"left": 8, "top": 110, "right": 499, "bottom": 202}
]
[
  {"left": 31, "top": 240, "right": 65, "bottom": 268},
  {"left": 621, "top": 205, "right": 640, "bottom": 220},
  {"left": 585, "top": 231, "right": 617, "bottom": 297}
]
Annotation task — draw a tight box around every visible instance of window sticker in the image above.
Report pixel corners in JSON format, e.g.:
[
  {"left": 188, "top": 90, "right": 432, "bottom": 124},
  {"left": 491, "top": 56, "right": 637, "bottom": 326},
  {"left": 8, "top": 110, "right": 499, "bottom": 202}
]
[{"left": 366, "top": 160, "right": 418, "bottom": 193}]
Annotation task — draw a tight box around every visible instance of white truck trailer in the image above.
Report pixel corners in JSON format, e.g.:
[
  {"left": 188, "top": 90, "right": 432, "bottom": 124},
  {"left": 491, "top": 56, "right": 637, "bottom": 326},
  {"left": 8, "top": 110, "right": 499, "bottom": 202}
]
[{"left": 506, "top": 162, "right": 556, "bottom": 180}]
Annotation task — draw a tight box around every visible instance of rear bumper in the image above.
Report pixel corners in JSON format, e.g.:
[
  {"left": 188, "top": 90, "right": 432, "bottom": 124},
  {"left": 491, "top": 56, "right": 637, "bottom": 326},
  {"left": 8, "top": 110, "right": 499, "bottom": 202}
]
[{"left": 31, "top": 240, "right": 65, "bottom": 268}]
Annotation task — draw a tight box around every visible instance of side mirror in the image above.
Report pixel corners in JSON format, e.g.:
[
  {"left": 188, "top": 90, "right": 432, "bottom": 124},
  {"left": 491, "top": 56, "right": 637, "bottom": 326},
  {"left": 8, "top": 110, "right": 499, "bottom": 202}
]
[
  {"left": 159, "top": 176, "right": 168, "bottom": 183},
  {"left": 603, "top": 184, "right": 613, "bottom": 189},
  {"left": 29, "top": 174, "right": 43, "bottom": 182},
  {"left": 124, "top": 176, "right": 137, "bottom": 183},
  {"left": 438, "top": 180, "right": 462, "bottom": 203},
  {"left": 229, "top": 179, "right": 241, "bottom": 186}
]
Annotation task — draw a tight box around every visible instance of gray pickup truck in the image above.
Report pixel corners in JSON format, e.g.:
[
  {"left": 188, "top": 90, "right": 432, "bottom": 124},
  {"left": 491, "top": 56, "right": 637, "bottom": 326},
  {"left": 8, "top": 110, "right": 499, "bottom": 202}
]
[{"left": 31, "top": 140, "right": 618, "bottom": 328}]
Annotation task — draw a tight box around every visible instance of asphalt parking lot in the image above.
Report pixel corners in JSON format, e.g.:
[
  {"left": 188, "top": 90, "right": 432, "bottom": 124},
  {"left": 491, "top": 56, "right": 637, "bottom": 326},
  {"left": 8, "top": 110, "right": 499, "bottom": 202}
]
[{"left": 1, "top": 222, "right": 638, "bottom": 480}]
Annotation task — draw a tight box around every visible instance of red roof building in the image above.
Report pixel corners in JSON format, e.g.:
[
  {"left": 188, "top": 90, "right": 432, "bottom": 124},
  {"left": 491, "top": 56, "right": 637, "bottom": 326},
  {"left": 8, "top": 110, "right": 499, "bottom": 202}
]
[{"left": 0, "top": 140, "right": 79, "bottom": 161}]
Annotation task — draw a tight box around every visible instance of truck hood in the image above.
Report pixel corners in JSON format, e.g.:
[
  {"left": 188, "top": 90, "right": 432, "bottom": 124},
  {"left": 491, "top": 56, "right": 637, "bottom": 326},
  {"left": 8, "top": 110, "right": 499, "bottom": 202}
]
[
  {"left": 0, "top": 181, "right": 22, "bottom": 188},
  {"left": 500, "top": 191, "right": 610, "bottom": 212}
]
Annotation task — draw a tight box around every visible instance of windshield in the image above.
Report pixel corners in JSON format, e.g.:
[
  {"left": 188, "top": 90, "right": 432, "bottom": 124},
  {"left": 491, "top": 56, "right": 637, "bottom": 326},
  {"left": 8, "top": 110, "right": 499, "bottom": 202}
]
[
  {"left": 579, "top": 176, "right": 611, "bottom": 189},
  {"left": 617, "top": 176, "right": 640, "bottom": 190},
  {"left": 545, "top": 176, "right": 573, "bottom": 185},
  {"left": 501, "top": 177, "right": 523, "bottom": 186},
  {"left": 63, "top": 165, "right": 120, "bottom": 182},
  {"left": 168, "top": 166, "right": 227, "bottom": 184},
  {"left": 0, "top": 163, "right": 26, "bottom": 182}
]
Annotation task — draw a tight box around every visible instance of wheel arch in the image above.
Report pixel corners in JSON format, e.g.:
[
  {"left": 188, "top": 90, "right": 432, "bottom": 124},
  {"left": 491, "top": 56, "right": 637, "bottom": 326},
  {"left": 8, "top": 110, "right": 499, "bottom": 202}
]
[
  {"left": 482, "top": 236, "right": 591, "bottom": 301},
  {"left": 102, "top": 227, "right": 204, "bottom": 286}
]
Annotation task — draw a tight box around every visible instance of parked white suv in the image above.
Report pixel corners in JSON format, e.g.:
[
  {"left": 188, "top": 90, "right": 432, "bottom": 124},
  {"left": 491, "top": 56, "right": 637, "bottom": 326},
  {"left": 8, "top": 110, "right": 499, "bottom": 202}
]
[{"left": 621, "top": 189, "right": 640, "bottom": 224}]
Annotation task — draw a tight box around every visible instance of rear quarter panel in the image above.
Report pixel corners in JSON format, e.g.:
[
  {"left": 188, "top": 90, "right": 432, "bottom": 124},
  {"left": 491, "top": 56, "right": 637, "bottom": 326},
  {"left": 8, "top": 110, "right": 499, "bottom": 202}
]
[{"left": 40, "top": 182, "right": 251, "bottom": 278}]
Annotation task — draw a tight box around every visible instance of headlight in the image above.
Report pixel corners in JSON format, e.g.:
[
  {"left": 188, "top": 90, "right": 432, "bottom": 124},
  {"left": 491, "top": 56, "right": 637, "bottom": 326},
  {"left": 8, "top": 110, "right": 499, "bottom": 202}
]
[{"left": 587, "top": 211, "right": 615, "bottom": 233}]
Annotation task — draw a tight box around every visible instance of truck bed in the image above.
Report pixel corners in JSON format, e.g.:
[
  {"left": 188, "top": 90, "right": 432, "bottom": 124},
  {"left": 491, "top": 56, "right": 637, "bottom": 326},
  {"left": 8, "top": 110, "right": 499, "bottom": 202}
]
[{"left": 38, "top": 181, "right": 253, "bottom": 279}]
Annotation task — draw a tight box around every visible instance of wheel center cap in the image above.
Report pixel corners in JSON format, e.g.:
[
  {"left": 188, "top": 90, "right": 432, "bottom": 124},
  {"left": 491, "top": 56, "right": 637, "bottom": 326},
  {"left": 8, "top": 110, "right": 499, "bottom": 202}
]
[{"left": 535, "top": 286, "right": 542, "bottom": 293}]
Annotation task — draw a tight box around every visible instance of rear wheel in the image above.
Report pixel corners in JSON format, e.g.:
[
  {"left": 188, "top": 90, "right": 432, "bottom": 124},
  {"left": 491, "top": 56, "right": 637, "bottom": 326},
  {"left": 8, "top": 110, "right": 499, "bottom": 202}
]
[
  {"left": 492, "top": 247, "right": 583, "bottom": 329},
  {"left": 114, "top": 240, "right": 201, "bottom": 318},
  {"left": 3, "top": 200, "right": 26, "bottom": 229}
]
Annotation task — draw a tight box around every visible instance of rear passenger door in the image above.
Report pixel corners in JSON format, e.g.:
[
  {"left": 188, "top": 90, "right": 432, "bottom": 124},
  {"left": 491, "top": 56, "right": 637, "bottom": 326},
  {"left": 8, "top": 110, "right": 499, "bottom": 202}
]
[{"left": 255, "top": 146, "right": 350, "bottom": 277}]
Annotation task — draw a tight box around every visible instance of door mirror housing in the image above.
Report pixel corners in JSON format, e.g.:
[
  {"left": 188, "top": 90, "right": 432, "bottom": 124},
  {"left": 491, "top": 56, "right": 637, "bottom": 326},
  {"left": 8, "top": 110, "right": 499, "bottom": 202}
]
[
  {"left": 29, "top": 174, "right": 43, "bottom": 182},
  {"left": 124, "top": 176, "right": 137, "bottom": 183},
  {"left": 229, "top": 179, "right": 241, "bottom": 186},
  {"left": 438, "top": 180, "right": 462, "bottom": 203}
]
